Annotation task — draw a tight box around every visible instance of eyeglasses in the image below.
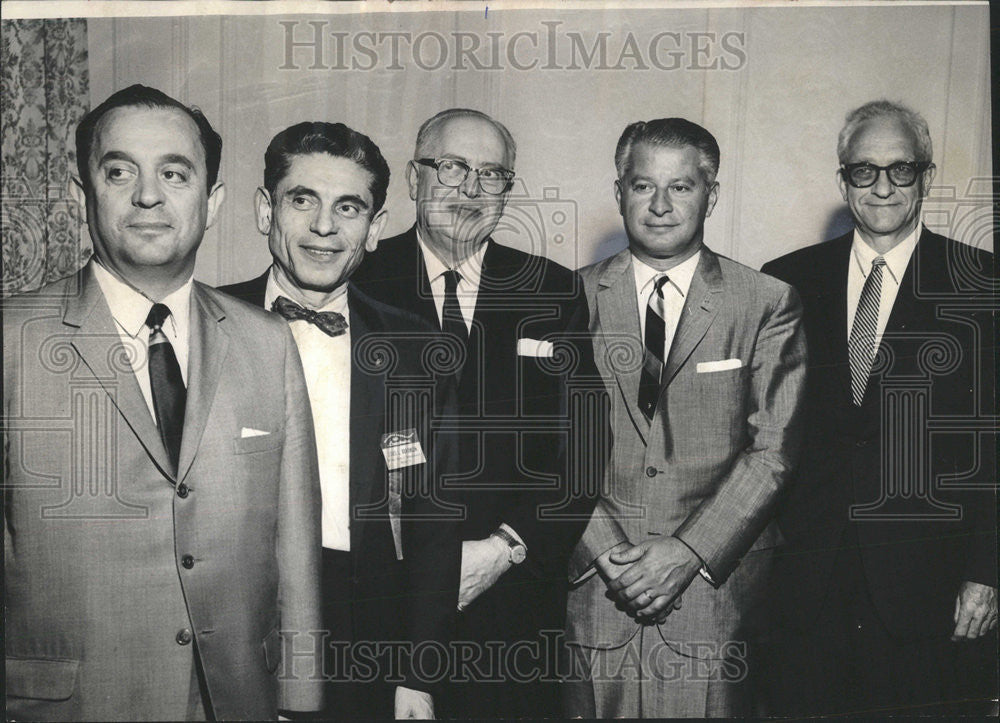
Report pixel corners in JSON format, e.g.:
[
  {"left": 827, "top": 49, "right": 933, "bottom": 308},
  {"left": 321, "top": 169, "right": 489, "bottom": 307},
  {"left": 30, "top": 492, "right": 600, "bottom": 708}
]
[
  {"left": 415, "top": 158, "right": 514, "bottom": 195},
  {"left": 840, "top": 161, "right": 932, "bottom": 188}
]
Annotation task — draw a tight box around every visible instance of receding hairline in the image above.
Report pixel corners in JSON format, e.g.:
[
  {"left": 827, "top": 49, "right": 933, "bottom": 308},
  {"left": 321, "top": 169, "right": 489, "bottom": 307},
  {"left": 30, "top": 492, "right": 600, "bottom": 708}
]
[
  {"left": 414, "top": 110, "right": 516, "bottom": 167},
  {"left": 90, "top": 104, "right": 207, "bottom": 166},
  {"left": 841, "top": 115, "right": 922, "bottom": 158}
]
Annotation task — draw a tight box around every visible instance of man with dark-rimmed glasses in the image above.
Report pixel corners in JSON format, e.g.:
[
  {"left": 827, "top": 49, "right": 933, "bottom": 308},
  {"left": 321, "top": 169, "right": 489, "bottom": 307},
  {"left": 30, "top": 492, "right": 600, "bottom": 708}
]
[
  {"left": 353, "top": 108, "right": 606, "bottom": 718},
  {"left": 762, "top": 100, "right": 997, "bottom": 715}
]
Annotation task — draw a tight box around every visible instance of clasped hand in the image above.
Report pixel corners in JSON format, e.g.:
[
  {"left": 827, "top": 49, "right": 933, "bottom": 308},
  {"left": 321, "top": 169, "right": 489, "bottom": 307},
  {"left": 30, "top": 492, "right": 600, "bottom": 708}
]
[{"left": 597, "top": 538, "right": 702, "bottom": 623}]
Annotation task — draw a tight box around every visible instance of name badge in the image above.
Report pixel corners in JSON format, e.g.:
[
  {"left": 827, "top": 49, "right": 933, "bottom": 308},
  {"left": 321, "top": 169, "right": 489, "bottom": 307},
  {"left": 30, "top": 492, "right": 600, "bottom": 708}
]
[{"left": 380, "top": 428, "right": 427, "bottom": 471}]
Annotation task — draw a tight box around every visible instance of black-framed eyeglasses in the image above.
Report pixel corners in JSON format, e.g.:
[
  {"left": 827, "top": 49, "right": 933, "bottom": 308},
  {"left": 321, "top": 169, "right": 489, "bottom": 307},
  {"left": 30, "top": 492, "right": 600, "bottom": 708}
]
[
  {"left": 415, "top": 158, "right": 514, "bottom": 195},
  {"left": 840, "top": 161, "right": 932, "bottom": 188}
]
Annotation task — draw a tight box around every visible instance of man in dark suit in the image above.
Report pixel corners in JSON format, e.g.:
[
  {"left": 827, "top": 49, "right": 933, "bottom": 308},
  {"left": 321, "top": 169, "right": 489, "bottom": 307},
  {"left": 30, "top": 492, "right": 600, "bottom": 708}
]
[
  {"left": 762, "top": 100, "right": 997, "bottom": 715},
  {"left": 219, "top": 122, "right": 460, "bottom": 719},
  {"left": 4, "top": 85, "right": 323, "bottom": 720},
  {"left": 352, "top": 108, "right": 606, "bottom": 717}
]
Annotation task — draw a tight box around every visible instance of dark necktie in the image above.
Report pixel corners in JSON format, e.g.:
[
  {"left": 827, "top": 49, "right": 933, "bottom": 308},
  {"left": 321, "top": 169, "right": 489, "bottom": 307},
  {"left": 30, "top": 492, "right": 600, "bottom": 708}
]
[
  {"left": 848, "top": 256, "right": 886, "bottom": 406},
  {"left": 441, "top": 270, "right": 468, "bottom": 344},
  {"left": 638, "top": 275, "right": 671, "bottom": 421},
  {"left": 271, "top": 296, "right": 348, "bottom": 337},
  {"left": 146, "top": 303, "right": 186, "bottom": 473}
]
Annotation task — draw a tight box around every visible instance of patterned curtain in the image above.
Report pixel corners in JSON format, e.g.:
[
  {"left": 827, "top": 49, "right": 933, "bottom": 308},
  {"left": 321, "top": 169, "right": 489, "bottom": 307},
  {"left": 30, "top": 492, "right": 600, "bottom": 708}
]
[{"left": 1, "top": 19, "right": 90, "bottom": 296}]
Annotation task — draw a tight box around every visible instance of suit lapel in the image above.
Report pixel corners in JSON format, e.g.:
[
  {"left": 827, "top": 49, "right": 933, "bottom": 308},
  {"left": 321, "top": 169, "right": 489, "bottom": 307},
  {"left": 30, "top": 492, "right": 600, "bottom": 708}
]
[
  {"left": 661, "top": 249, "right": 723, "bottom": 387},
  {"left": 818, "top": 234, "right": 854, "bottom": 405},
  {"left": 399, "top": 227, "right": 440, "bottom": 330},
  {"left": 595, "top": 249, "right": 648, "bottom": 442},
  {"left": 66, "top": 265, "right": 174, "bottom": 479},
  {"left": 348, "top": 288, "right": 388, "bottom": 550},
  {"left": 176, "top": 284, "right": 229, "bottom": 483}
]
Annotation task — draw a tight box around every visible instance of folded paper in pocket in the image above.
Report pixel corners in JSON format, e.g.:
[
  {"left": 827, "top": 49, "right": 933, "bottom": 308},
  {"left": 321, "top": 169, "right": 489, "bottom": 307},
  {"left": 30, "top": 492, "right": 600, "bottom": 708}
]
[
  {"left": 696, "top": 358, "right": 743, "bottom": 373},
  {"left": 240, "top": 427, "right": 270, "bottom": 438},
  {"left": 517, "top": 337, "right": 554, "bottom": 358}
]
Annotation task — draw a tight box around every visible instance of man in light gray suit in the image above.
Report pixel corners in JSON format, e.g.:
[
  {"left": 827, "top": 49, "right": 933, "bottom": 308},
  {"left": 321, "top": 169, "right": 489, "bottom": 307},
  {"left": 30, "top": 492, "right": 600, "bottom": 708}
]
[
  {"left": 3, "top": 85, "right": 323, "bottom": 720},
  {"left": 563, "top": 118, "right": 807, "bottom": 717}
]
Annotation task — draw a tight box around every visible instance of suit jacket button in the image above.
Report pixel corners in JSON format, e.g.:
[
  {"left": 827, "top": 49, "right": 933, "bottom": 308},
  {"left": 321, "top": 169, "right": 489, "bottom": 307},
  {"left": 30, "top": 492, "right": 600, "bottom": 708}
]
[
  {"left": 646, "top": 466, "right": 658, "bottom": 477},
  {"left": 176, "top": 628, "right": 193, "bottom": 645},
  {"left": 181, "top": 554, "right": 194, "bottom": 569},
  {"left": 855, "top": 440, "right": 869, "bottom": 448},
  {"left": 176, "top": 483, "right": 189, "bottom": 498}
]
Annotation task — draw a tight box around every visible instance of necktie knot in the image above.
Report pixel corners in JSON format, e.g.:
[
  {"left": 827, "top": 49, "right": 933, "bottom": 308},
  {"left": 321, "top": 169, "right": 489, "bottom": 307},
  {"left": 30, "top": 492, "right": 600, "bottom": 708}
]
[
  {"left": 871, "top": 256, "right": 886, "bottom": 270},
  {"left": 271, "top": 296, "right": 348, "bottom": 337},
  {"left": 443, "top": 269, "right": 462, "bottom": 292},
  {"left": 145, "top": 303, "right": 172, "bottom": 332},
  {"left": 652, "top": 274, "right": 671, "bottom": 298}
]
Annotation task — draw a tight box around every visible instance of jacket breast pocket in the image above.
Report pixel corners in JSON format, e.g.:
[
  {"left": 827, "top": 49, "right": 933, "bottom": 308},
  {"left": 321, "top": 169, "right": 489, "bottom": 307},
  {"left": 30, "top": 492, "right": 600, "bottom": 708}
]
[
  {"left": 6, "top": 656, "right": 80, "bottom": 700},
  {"left": 233, "top": 430, "right": 284, "bottom": 455}
]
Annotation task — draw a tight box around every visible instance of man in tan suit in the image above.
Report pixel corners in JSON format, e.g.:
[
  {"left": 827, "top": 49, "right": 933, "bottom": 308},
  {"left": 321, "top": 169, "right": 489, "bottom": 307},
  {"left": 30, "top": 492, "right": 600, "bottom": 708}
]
[
  {"left": 563, "top": 118, "right": 807, "bottom": 717},
  {"left": 3, "top": 85, "right": 323, "bottom": 720}
]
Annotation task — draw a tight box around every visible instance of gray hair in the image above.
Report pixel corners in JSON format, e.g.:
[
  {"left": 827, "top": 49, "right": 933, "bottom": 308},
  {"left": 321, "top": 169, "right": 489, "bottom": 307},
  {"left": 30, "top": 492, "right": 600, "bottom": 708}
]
[
  {"left": 414, "top": 108, "right": 516, "bottom": 168},
  {"left": 837, "top": 100, "right": 933, "bottom": 164}
]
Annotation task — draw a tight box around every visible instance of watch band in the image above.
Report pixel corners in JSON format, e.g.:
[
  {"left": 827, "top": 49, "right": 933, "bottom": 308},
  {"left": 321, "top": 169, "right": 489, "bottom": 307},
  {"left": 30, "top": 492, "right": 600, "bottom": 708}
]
[{"left": 491, "top": 527, "right": 527, "bottom": 564}]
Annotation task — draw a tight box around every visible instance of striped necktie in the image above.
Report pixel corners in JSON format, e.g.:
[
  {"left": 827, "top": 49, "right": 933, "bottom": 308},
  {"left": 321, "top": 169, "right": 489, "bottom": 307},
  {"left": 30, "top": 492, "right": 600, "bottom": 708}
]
[
  {"left": 146, "top": 303, "right": 186, "bottom": 472},
  {"left": 848, "top": 256, "right": 886, "bottom": 406},
  {"left": 638, "top": 275, "right": 671, "bottom": 421}
]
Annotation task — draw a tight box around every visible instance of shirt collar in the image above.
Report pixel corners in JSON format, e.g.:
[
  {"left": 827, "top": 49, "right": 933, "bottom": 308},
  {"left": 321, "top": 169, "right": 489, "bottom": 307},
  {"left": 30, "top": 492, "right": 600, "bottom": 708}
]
[
  {"left": 91, "top": 259, "right": 193, "bottom": 338},
  {"left": 264, "top": 266, "right": 350, "bottom": 316},
  {"left": 415, "top": 229, "right": 487, "bottom": 289},
  {"left": 851, "top": 225, "right": 920, "bottom": 286},
  {"left": 632, "top": 250, "right": 702, "bottom": 300}
]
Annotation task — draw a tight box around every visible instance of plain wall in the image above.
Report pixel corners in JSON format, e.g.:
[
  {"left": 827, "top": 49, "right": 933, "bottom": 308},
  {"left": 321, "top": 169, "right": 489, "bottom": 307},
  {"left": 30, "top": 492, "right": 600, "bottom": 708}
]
[{"left": 85, "top": 4, "right": 992, "bottom": 286}]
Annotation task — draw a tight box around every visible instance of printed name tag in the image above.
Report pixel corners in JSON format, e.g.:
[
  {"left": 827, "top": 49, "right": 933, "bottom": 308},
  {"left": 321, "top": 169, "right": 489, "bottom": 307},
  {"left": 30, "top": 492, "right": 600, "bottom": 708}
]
[{"left": 380, "top": 428, "right": 427, "bottom": 471}]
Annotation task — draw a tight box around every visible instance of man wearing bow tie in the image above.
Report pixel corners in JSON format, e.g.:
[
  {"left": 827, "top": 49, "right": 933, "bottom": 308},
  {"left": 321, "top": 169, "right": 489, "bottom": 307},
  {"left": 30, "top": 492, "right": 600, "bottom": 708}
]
[{"left": 219, "top": 122, "right": 460, "bottom": 719}]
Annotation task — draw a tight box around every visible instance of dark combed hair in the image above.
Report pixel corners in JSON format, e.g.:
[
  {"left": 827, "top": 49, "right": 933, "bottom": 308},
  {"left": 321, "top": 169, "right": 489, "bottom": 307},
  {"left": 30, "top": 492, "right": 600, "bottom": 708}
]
[
  {"left": 75, "top": 84, "right": 223, "bottom": 194},
  {"left": 615, "top": 117, "right": 721, "bottom": 182},
  {"left": 263, "top": 122, "right": 391, "bottom": 213}
]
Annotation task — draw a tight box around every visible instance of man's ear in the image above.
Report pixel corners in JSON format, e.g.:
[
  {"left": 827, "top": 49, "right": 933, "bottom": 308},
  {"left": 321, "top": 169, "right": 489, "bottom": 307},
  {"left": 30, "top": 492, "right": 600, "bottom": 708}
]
[
  {"left": 406, "top": 160, "right": 419, "bottom": 201},
  {"left": 614, "top": 179, "right": 623, "bottom": 216},
  {"left": 704, "top": 181, "right": 720, "bottom": 218},
  {"left": 70, "top": 175, "right": 88, "bottom": 223},
  {"left": 254, "top": 187, "right": 273, "bottom": 235},
  {"left": 836, "top": 168, "right": 849, "bottom": 203},
  {"left": 205, "top": 181, "right": 226, "bottom": 230},
  {"left": 365, "top": 208, "right": 388, "bottom": 253},
  {"left": 920, "top": 162, "right": 937, "bottom": 198}
]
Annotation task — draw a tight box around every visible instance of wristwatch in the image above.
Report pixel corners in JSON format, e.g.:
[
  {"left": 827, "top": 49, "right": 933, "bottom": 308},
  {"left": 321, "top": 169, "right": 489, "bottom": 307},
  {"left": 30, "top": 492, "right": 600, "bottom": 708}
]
[{"left": 491, "top": 527, "right": 527, "bottom": 565}]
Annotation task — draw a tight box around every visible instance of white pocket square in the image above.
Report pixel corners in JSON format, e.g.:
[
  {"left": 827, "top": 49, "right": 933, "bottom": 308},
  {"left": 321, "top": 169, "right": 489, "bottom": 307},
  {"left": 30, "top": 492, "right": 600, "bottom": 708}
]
[
  {"left": 696, "top": 358, "right": 743, "bottom": 373},
  {"left": 517, "top": 338, "right": 554, "bottom": 358},
  {"left": 240, "top": 427, "right": 270, "bottom": 438}
]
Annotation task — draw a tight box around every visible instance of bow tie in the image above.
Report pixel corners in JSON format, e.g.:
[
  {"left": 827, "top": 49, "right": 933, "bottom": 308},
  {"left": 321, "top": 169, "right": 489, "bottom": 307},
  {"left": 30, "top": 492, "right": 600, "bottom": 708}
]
[{"left": 271, "top": 296, "right": 348, "bottom": 337}]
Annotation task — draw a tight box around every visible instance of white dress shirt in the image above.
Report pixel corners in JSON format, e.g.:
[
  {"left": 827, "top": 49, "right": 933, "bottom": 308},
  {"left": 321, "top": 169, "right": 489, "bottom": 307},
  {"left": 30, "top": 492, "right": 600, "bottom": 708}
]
[
  {"left": 265, "top": 269, "right": 352, "bottom": 552},
  {"left": 847, "top": 226, "right": 918, "bottom": 347},
  {"left": 415, "top": 233, "right": 526, "bottom": 551},
  {"left": 416, "top": 231, "right": 487, "bottom": 332},
  {"left": 91, "top": 260, "right": 192, "bottom": 420},
  {"left": 632, "top": 250, "right": 717, "bottom": 584},
  {"left": 632, "top": 250, "right": 702, "bottom": 359}
]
